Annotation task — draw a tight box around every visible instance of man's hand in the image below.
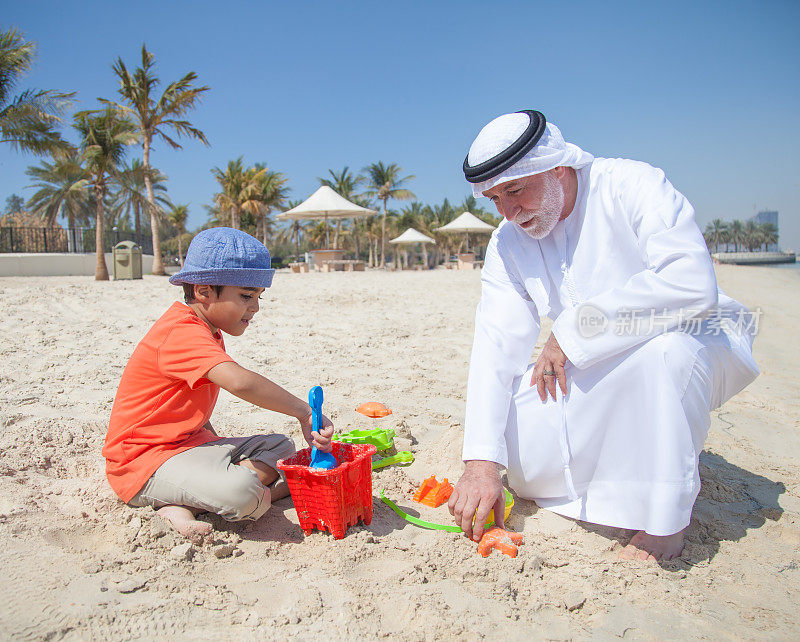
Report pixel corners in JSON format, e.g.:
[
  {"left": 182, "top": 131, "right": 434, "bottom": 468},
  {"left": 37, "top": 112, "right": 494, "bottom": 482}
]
[
  {"left": 448, "top": 460, "right": 505, "bottom": 542},
  {"left": 531, "top": 332, "right": 568, "bottom": 402},
  {"left": 299, "top": 410, "right": 334, "bottom": 452}
]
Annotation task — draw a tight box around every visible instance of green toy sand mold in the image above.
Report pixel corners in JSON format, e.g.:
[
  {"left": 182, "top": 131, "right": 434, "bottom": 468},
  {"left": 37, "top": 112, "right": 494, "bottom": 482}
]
[
  {"left": 372, "top": 451, "right": 414, "bottom": 470},
  {"left": 334, "top": 428, "right": 396, "bottom": 451}
]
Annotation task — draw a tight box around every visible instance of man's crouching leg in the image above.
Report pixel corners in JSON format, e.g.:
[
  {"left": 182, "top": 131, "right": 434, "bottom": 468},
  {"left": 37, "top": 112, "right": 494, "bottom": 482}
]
[
  {"left": 615, "top": 329, "right": 739, "bottom": 562},
  {"left": 618, "top": 324, "right": 756, "bottom": 562},
  {"left": 507, "top": 327, "right": 753, "bottom": 563}
]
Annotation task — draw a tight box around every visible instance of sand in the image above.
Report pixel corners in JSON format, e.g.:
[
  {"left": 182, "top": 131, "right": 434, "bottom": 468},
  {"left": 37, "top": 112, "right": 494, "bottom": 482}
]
[{"left": 0, "top": 264, "right": 798, "bottom": 639}]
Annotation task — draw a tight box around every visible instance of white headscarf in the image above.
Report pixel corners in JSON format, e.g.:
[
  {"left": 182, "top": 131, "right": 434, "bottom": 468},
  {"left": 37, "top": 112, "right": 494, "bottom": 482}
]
[{"left": 467, "top": 113, "right": 594, "bottom": 197}]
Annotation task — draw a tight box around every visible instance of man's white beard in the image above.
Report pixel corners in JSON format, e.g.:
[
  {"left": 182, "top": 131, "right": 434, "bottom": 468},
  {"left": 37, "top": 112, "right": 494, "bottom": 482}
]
[{"left": 517, "top": 172, "right": 564, "bottom": 239}]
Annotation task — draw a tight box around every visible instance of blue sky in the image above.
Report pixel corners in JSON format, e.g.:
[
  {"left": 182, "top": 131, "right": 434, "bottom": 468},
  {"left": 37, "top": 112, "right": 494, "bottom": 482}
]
[{"left": 2, "top": 1, "right": 798, "bottom": 249}]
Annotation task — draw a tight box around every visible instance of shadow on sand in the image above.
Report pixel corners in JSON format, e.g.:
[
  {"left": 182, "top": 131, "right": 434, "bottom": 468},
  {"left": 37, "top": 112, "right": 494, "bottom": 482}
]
[
  {"left": 576, "top": 449, "right": 785, "bottom": 569},
  {"left": 213, "top": 450, "right": 785, "bottom": 557},
  {"left": 212, "top": 494, "right": 403, "bottom": 544}
]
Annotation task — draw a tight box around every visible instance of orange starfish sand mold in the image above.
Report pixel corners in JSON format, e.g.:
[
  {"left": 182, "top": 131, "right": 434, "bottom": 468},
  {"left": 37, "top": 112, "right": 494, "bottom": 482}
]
[{"left": 477, "top": 527, "right": 524, "bottom": 558}]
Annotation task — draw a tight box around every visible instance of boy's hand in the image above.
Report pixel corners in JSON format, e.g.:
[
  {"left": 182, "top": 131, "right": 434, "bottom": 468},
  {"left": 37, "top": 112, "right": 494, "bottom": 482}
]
[
  {"left": 299, "top": 411, "right": 334, "bottom": 452},
  {"left": 205, "top": 363, "right": 336, "bottom": 450}
]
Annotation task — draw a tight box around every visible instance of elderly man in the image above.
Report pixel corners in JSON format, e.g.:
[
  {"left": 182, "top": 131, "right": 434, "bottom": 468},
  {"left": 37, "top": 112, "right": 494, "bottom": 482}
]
[{"left": 448, "top": 110, "right": 759, "bottom": 561}]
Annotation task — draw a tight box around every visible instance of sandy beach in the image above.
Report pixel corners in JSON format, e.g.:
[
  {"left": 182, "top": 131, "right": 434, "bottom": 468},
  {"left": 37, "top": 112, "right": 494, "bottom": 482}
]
[{"left": 0, "top": 263, "right": 798, "bottom": 639}]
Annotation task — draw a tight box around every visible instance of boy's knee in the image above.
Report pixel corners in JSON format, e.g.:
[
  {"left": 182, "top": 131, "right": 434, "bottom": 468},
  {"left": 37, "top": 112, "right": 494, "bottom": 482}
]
[
  {"left": 213, "top": 434, "right": 295, "bottom": 521},
  {"left": 216, "top": 468, "right": 270, "bottom": 521},
  {"left": 272, "top": 434, "right": 296, "bottom": 461}
]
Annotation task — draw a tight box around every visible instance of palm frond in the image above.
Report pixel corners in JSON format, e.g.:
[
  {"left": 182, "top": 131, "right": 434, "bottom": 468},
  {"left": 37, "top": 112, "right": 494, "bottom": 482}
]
[
  {"left": 107, "top": 44, "right": 208, "bottom": 152},
  {"left": 0, "top": 26, "right": 76, "bottom": 157},
  {"left": 0, "top": 27, "right": 35, "bottom": 105}
]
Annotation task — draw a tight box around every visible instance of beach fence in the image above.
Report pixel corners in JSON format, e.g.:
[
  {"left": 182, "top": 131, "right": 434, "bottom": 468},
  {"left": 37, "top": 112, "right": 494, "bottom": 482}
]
[
  {"left": 0, "top": 226, "right": 156, "bottom": 277},
  {"left": 0, "top": 226, "right": 153, "bottom": 255}
]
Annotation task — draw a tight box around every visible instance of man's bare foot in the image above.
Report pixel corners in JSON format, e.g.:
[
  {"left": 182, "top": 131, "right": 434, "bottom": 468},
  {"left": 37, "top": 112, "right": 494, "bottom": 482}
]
[
  {"left": 618, "top": 529, "right": 685, "bottom": 562},
  {"left": 156, "top": 505, "right": 213, "bottom": 543}
]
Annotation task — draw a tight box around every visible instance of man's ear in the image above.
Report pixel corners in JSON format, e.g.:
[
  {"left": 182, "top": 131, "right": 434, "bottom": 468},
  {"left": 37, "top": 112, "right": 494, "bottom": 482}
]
[{"left": 553, "top": 166, "right": 567, "bottom": 178}]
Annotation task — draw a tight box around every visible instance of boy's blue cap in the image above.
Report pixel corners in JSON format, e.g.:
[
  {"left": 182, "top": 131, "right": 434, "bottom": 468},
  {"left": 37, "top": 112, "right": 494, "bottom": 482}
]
[{"left": 169, "top": 227, "right": 275, "bottom": 288}]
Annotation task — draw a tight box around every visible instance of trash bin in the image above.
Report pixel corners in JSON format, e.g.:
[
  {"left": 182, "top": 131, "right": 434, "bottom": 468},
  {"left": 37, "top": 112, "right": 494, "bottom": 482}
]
[{"left": 112, "top": 240, "right": 143, "bottom": 280}]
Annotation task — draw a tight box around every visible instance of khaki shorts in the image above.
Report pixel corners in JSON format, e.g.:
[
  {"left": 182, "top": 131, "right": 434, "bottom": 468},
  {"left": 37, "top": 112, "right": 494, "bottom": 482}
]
[{"left": 129, "top": 434, "right": 295, "bottom": 521}]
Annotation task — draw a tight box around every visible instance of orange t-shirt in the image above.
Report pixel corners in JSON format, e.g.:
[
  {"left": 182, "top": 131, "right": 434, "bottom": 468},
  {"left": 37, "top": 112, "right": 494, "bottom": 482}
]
[{"left": 103, "top": 302, "right": 235, "bottom": 502}]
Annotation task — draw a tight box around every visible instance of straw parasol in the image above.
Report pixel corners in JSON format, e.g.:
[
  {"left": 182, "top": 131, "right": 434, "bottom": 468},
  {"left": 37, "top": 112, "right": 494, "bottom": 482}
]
[
  {"left": 434, "top": 211, "right": 496, "bottom": 252},
  {"left": 276, "top": 186, "right": 377, "bottom": 248}
]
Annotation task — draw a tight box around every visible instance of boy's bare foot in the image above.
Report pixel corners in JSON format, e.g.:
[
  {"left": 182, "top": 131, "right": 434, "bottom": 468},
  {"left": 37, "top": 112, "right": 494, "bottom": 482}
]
[
  {"left": 269, "top": 480, "right": 291, "bottom": 502},
  {"left": 156, "top": 505, "right": 213, "bottom": 542},
  {"left": 618, "top": 529, "right": 685, "bottom": 562}
]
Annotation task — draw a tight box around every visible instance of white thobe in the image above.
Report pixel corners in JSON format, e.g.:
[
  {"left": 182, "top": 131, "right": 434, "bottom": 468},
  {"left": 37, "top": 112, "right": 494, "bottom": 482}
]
[{"left": 463, "top": 158, "right": 759, "bottom": 535}]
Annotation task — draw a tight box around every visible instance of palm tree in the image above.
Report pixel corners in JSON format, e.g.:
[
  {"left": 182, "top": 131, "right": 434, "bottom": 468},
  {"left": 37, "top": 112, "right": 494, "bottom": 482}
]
[
  {"left": 760, "top": 222, "right": 778, "bottom": 251},
  {"left": 0, "top": 27, "right": 74, "bottom": 156},
  {"left": 253, "top": 164, "right": 289, "bottom": 246},
  {"left": 397, "top": 201, "right": 429, "bottom": 268},
  {"left": 110, "top": 158, "right": 170, "bottom": 242},
  {"left": 363, "top": 215, "right": 382, "bottom": 267},
  {"left": 211, "top": 158, "right": 244, "bottom": 229},
  {"left": 744, "top": 220, "right": 762, "bottom": 252},
  {"left": 426, "top": 198, "right": 458, "bottom": 262},
  {"left": 103, "top": 44, "right": 209, "bottom": 276},
  {"left": 305, "top": 220, "right": 329, "bottom": 250},
  {"left": 276, "top": 219, "right": 307, "bottom": 261},
  {"left": 362, "top": 162, "right": 415, "bottom": 267},
  {"left": 274, "top": 198, "right": 307, "bottom": 260},
  {"left": 73, "top": 107, "right": 139, "bottom": 280},
  {"left": 211, "top": 158, "right": 267, "bottom": 231},
  {"left": 457, "top": 195, "right": 496, "bottom": 222},
  {"left": 703, "top": 219, "right": 728, "bottom": 254},
  {"left": 168, "top": 204, "right": 189, "bottom": 267},
  {"left": 204, "top": 202, "right": 225, "bottom": 227},
  {"left": 454, "top": 194, "right": 500, "bottom": 258},
  {"left": 728, "top": 220, "right": 745, "bottom": 253},
  {"left": 25, "top": 153, "right": 90, "bottom": 236},
  {"left": 318, "top": 166, "right": 366, "bottom": 250}
]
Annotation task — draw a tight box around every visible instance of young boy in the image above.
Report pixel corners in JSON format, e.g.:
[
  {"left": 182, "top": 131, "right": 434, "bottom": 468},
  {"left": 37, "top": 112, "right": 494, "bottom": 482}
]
[{"left": 103, "top": 227, "right": 333, "bottom": 540}]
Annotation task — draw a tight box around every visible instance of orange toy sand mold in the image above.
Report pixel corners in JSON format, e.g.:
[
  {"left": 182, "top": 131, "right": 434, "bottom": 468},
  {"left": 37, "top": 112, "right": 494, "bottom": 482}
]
[
  {"left": 477, "top": 527, "right": 524, "bottom": 558},
  {"left": 355, "top": 402, "right": 392, "bottom": 418},
  {"left": 412, "top": 475, "right": 453, "bottom": 508}
]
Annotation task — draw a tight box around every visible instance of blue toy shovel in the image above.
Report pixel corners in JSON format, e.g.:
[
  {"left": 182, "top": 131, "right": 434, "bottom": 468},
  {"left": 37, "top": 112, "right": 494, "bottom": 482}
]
[{"left": 308, "top": 386, "right": 337, "bottom": 470}]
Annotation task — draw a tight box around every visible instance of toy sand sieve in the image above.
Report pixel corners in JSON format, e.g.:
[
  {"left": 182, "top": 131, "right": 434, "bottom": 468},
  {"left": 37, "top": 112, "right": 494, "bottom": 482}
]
[{"left": 277, "top": 442, "right": 377, "bottom": 539}]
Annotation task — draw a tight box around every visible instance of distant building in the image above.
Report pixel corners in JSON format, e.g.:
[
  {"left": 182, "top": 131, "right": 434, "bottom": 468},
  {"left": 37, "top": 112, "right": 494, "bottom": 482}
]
[
  {"left": 749, "top": 209, "right": 778, "bottom": 227},
  {"left": 748, "top": 209, "right": 779, "bottom": 251}
]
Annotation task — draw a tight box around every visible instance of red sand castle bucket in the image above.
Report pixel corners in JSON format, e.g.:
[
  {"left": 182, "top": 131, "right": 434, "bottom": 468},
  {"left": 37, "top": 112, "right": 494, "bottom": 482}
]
[{"left": 277, "top": 441, "right": 377, "bottom": 539}]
